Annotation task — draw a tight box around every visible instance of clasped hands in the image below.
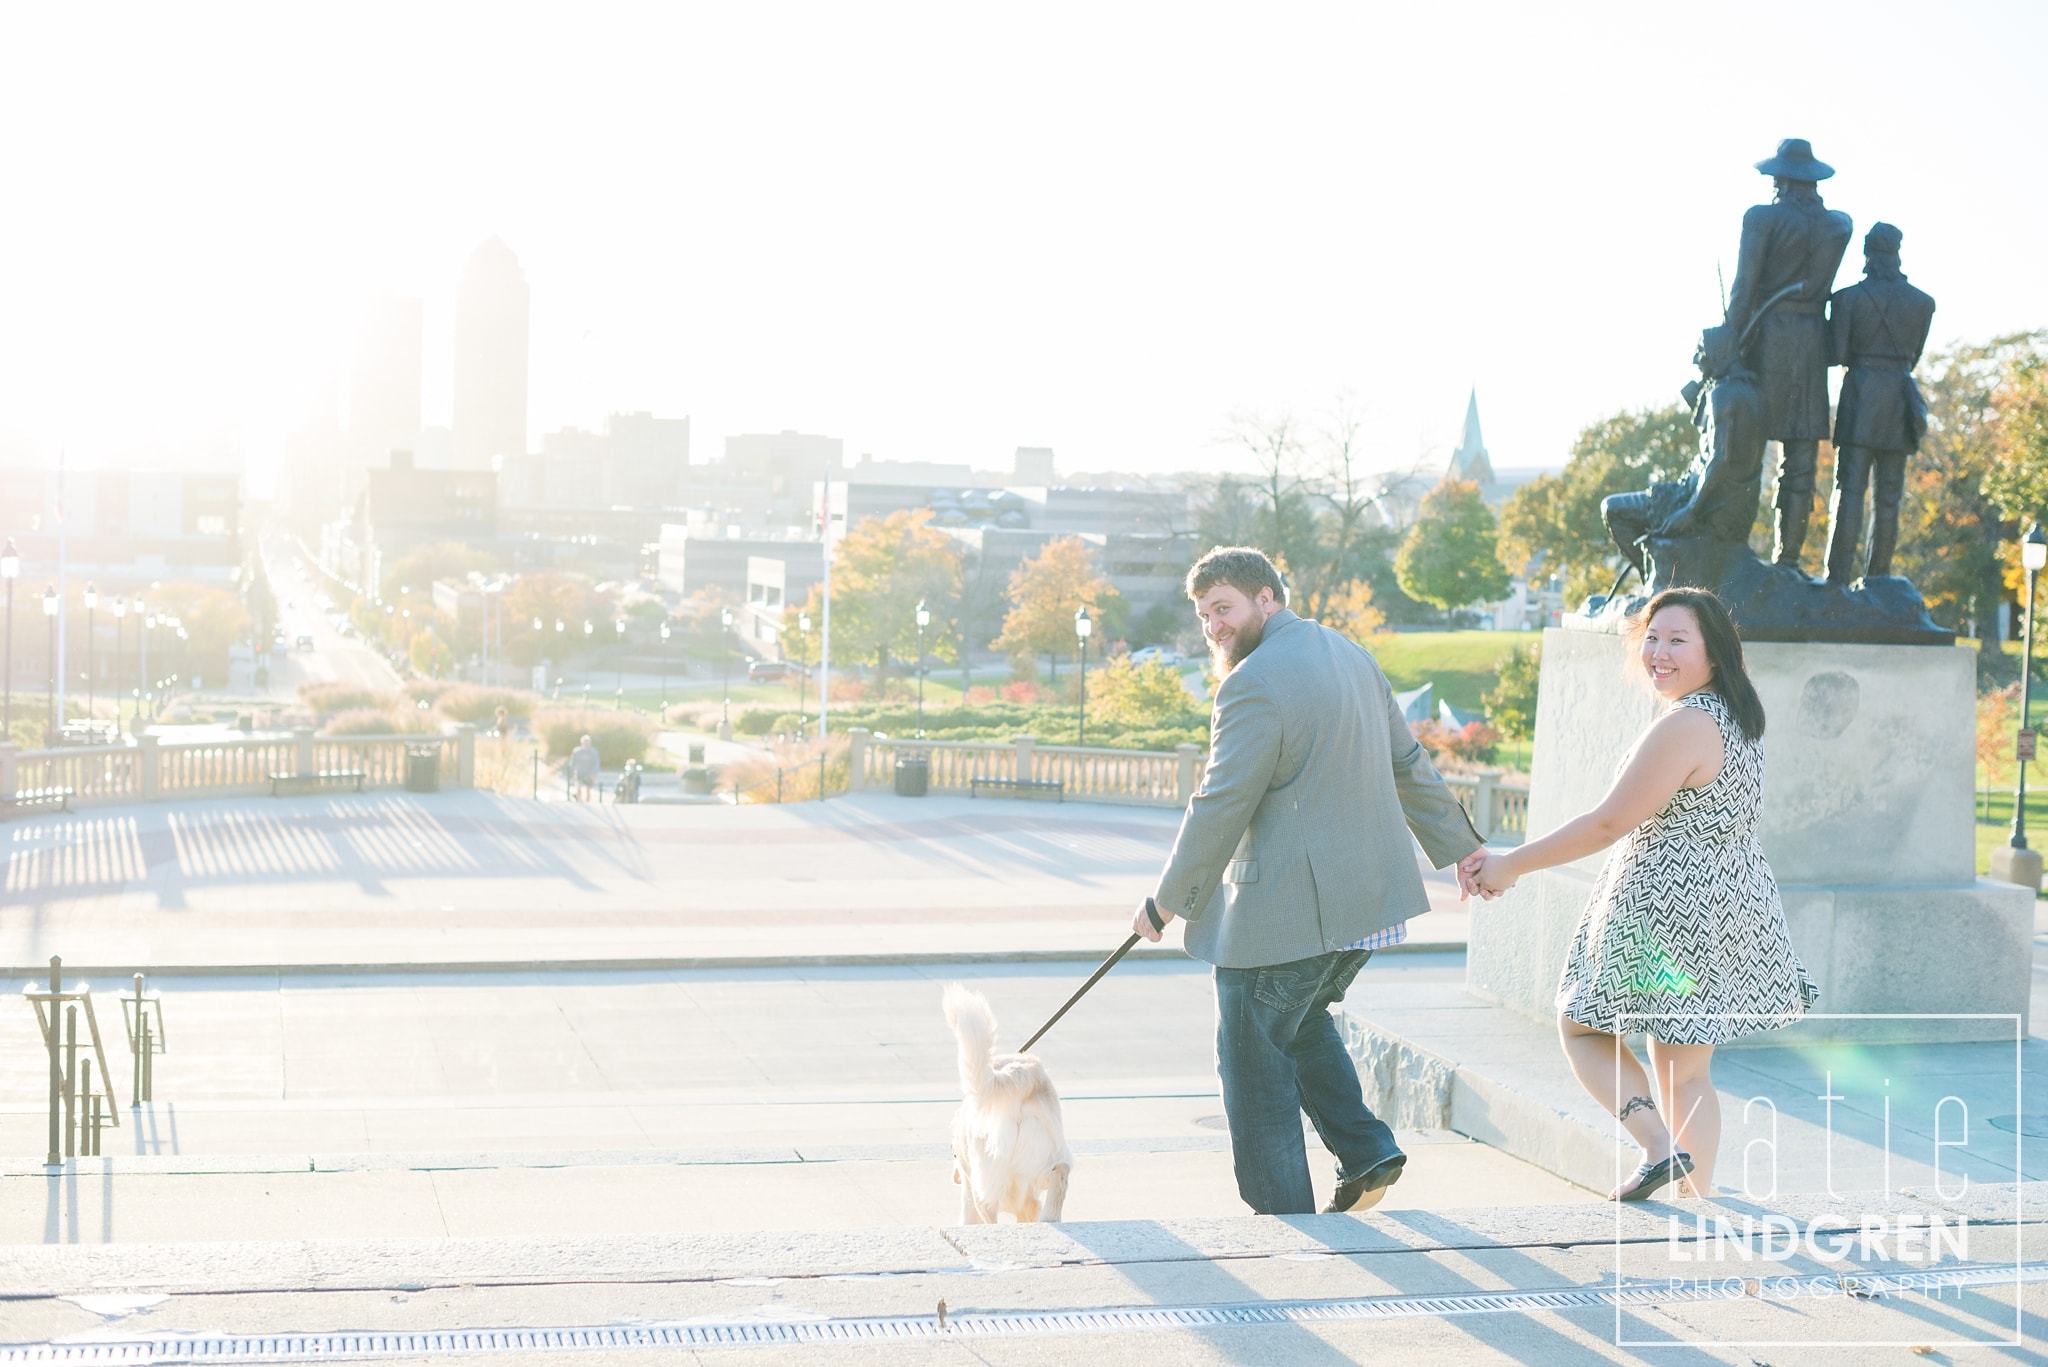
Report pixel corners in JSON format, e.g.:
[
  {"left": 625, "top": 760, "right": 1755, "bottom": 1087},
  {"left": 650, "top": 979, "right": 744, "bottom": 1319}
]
[{"left": 1457, "top": 846, "right": 1517, "bottom": 901}]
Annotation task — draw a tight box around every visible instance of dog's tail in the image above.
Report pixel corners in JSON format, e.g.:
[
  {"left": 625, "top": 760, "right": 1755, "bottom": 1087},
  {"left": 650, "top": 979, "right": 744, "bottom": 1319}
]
[{"left": 942, "top": 983, "right": 999, "bottom": 1100}]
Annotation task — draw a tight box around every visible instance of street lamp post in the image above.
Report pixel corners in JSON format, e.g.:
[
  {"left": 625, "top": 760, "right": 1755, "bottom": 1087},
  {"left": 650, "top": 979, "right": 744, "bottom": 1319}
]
[
  {"left": 659, "top": 621, "right": 672, "bottom": 712},
  {"left": 615, "top": 619, "right": 626, "bottom": 710},
  {"left": 140, "top": 611, "right": 153, "bottom": 719},
  {"left": 1994, "top": 523, "right": 2048, "bottom": 891},
  {"left": 915, "top": 599, "right": 930, "bottom": 738},
  {"left": 41, "top": 586, "right": 57, "bottom": 736},
  {"left": 1, "top": 539, "right": 17, "bottom": 738},
  {"left": 112, "top": 597, "right": 126, "bottom": 728},
  {"left": 1074, "top": 605, "right": 1092, "bottom": 747},
  {"left": 582, "top": 620, "right": 593, "bottom": 707},
  {"left": 83, "top": 583, "right": 96, "bottom": 725},
  {"left": 796, "top": 611, "right": 811, "bottom": 740},
  {"left": 719, "top": 606, "right": 734, "bottom": 740}
]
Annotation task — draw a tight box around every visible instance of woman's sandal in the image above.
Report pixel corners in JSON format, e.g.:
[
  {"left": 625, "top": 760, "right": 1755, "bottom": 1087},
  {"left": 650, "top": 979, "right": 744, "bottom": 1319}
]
[{"left": 1611, "top": 1150, "right": 1694, "bottom": 1201}]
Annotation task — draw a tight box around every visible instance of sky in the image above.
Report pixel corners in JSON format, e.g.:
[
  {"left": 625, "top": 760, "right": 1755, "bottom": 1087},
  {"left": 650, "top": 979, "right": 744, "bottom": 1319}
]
[{"left": 0, "top": 1, "right": 2043, "bottom": 491}]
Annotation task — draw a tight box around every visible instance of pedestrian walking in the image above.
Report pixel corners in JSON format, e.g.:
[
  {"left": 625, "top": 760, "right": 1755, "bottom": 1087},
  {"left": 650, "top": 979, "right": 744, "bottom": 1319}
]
[
  {"left": 1134, "top": 546, "right": 1485, "bottom": 1216},
  {"left": 570, "top": 733, "right": 600, "bottom": 801},
  {"left": 1468, "top": 587, "right": 1817, "bottom": 1201}
]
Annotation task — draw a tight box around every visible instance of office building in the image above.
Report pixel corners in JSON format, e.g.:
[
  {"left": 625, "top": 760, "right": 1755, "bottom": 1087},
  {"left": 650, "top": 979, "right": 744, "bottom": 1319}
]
[{"left": 452, "top": 237, "right": 530, "bottom": 470}]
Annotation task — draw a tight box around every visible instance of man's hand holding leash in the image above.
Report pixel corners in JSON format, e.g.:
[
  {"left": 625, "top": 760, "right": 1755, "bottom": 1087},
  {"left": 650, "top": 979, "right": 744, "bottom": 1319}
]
[{"left": 1132, "top": 897, "right": 1171, "bottom": 942}]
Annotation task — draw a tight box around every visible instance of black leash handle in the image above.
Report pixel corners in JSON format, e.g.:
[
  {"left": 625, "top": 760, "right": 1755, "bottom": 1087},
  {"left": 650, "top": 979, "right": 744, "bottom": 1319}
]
[{"left": 1017, "top": 899, "right": 1164, "bottom": 1054}]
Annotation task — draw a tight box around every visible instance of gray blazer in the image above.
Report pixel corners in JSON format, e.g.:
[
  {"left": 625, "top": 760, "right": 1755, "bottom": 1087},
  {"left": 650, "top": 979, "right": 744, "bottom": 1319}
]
[{"left": 1153, "top": 610, "right": 1482, "bottom": 969}]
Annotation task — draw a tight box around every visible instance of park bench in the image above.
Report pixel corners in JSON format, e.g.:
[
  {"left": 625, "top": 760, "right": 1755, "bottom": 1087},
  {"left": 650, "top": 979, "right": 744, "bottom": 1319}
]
[
  {"left": 968, "top": 776, "right": 1064, "bottom": 802},
  {"left": 2, "top": 786, "right": 74, "bottom": 816},
  {"left": 269, "top": 769, "right": 366, "bottom": 796}
]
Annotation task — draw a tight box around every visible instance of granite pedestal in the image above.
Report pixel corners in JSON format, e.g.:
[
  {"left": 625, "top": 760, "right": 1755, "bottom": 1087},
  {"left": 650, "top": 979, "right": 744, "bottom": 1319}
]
[{"left": 1467, "top": 628, "right": 2030, "bottom": 1044}]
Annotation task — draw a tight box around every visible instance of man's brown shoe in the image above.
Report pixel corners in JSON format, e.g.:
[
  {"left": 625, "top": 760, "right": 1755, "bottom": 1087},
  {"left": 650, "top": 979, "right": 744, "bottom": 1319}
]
[{"left": 1323, "top": 1154, "right": 1405, "bottom": 1213}]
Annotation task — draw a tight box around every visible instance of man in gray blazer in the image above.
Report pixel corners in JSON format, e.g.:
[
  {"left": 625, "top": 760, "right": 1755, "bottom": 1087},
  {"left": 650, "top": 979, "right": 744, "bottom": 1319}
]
[{"left": 1134, "top": 546, "right": 1484, "bottom": 1215}]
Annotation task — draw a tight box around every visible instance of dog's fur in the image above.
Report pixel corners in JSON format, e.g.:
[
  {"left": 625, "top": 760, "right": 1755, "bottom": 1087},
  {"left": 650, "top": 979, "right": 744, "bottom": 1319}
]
[{"left": 942, "top": 984, "right": 1073, "bottom": 1223}]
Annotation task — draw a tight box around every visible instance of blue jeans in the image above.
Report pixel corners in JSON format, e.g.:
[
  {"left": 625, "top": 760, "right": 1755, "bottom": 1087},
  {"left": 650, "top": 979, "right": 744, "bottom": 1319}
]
[{"left": 1214, "top": 949, "right": 1402, "bottom": 1215}]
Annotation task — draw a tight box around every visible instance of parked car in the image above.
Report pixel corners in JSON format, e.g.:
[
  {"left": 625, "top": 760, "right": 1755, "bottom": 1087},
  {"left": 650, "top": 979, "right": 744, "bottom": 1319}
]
[
  {"left": 747, "top": 659, "right": 795, "bottom": 682},
  {"left": 296, "top": 634, "right": 316, "bottom": 650},
  {"left": 1130, "top": 646, "right": 1187, "bottom": 667}
]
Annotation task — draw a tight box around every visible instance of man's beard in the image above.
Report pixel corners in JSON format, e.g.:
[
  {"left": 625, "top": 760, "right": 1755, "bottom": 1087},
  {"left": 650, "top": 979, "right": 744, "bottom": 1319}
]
[{"left": 1209, "top": 612, "right": 1268, "bottom": 680}]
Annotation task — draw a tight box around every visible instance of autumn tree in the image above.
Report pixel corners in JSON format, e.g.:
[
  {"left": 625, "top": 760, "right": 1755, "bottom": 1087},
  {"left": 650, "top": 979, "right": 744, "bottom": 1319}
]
[
  {"left": 1088, "top": 657, "right": 1196, "bottom": 728},
  {"left": 1483, "top": 639, "right": 1542, "bottom": 741},
  {"left": 381, "top": 541, "right": 492, "bottom": 600},
  {"left": 1982, "top": 336, "right": 2048, "bottom": 535},
  {"left": 992, "top": 536, "right": 1125, "bottom": 680},
  {"left": 1318, "top": 577, "right": 1387, "bottom": 645},
  {"left": 1396, "top": 479, "right": 1512, "bottom": 612},
  {"left": 503, "top": 573, "right": 610, "bottom": 666},
  {"left": 1496, "top": 405, "right": 1697, "bottom": 605},
  {"left": 1892, "top": 334, "right": 2042, "bottom": 658},
  {"left": 788, "top": 510, "right": 964, "bottom": 681}
]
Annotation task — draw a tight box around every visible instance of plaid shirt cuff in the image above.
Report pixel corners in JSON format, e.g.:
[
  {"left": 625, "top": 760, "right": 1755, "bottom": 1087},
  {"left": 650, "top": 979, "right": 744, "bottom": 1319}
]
[{"left": 1343, "top": 920, "right": 1409, "bottom": 952}]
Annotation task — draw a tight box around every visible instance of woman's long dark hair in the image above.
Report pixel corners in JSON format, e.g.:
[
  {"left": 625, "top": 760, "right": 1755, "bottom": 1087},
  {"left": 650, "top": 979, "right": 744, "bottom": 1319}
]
[{"left": 1625, "top": 587, "right": 1766, "bottom": 742}]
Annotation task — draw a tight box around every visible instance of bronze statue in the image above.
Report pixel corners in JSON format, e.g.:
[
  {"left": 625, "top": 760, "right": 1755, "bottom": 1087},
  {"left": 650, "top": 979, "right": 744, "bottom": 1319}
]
[
  {"left": 1575, "top": 142, "right": 1949, "bottom": 645},
  {"left": 1824, "top": 222, "right": 1937, "bottom": 585},
  {"left": 1723, "top": 138, "right": 1853, "bottom": 570},
  {"left": 1601, "top": 323, "right": 1767, "bottom": 582}
]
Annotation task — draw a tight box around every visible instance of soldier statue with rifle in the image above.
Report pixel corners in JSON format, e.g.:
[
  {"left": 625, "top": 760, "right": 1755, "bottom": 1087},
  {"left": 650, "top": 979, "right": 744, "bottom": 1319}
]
[{"left": 1723, "top": 138, "right": 1853, "bottom": 572}]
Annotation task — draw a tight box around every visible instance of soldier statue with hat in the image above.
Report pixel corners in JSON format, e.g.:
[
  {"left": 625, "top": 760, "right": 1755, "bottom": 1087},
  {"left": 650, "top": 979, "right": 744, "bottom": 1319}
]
[
  {"left": 1722, "top": 138, "right": 1854, "bottom": 571},
  {"left": 1824, "top": 222, "right": 1937, "bottom": 586}
]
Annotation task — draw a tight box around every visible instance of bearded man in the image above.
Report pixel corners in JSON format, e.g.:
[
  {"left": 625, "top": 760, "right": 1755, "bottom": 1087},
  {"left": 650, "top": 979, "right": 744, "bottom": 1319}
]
[{"left": 1134, "top": 546, "right": 1484, "bottom": 1215}]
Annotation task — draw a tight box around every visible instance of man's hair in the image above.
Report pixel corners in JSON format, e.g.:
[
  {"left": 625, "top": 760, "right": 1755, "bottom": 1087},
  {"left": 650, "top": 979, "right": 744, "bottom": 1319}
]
[{"left": 1185, "top": 546, "right": 1287, "bottom": 604}]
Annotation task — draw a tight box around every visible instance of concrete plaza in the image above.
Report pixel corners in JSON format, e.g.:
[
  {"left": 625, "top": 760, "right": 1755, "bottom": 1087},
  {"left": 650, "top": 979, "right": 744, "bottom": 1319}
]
[
  {"left": 0, "top": 789, "right": 1471, "bottom": 974},
  {"left": 3, "top": 789, "right": 2043, "bottom": 1361}
]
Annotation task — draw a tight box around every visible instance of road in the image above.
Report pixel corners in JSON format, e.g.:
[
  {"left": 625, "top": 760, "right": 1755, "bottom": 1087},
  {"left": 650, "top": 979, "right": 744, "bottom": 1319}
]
[{"left": 255, "top": 535, "right": 402, "bottom": 699}]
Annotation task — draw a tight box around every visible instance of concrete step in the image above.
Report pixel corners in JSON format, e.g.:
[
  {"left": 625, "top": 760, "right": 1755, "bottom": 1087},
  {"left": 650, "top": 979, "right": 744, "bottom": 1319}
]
[{"left": 3, "top": 1185, "right": 2040, "bottom": 1363}]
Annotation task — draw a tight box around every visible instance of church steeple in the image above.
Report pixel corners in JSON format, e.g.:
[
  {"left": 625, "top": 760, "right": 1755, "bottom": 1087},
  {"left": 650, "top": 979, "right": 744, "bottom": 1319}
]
[{"left": 1448, "top": 388, "right": 1495, "bottom": 488}]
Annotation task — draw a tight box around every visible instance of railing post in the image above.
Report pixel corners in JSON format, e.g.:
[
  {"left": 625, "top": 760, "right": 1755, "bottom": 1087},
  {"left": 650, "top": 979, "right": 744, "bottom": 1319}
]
[
  {"left": 46, "top": 956, "right": 61, "bottom": 1166},
  {"left": 138, "top": 734, "right": 160, "bottom": 799},
  {"left": 847, "top": 728, "right": 870, "bottom": 791},
  {"left": 1176, "top": 743, "right": 1202, "bottom": 806},
  {"left": 455, "top": 724, "right": 476, "bottom": 788},
  {"left": 293, "top": 727, "right": 315, "bottom": 779},
  {"left": 1014, "top": 734, "right": 1036, "bottom": 784},
  {"left": 1471, "top": 767, "right": 1501, "bottom": 842},
  {"left": 0, "top": 743, "right": 16, "bottom": 803}
]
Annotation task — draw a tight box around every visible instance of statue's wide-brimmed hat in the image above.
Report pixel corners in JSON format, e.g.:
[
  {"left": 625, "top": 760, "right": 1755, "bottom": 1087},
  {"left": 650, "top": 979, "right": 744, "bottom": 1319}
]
[{"left": 1755, "top": 138, "right": 1834, "bottom": 181}]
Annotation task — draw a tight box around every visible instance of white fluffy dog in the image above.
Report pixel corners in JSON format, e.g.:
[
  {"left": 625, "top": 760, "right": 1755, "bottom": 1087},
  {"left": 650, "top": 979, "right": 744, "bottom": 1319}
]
[{"left": 942, "top": 983, "right": 1073, "bottom": 1223}]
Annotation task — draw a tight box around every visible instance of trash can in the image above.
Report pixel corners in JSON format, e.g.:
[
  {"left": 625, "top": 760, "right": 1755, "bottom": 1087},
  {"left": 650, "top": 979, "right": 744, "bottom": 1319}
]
[
  {"left": 893, "top": 754, "right": 930, "bottom": 798},
  {"left": 404, "top": 744, "right": 441, "bottom": 793}
]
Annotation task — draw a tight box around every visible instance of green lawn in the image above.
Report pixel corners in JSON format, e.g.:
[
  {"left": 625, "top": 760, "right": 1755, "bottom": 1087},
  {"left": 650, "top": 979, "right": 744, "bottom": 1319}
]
[{"left": 1367, "top": 630, "right": 1537, "bottom": 714}]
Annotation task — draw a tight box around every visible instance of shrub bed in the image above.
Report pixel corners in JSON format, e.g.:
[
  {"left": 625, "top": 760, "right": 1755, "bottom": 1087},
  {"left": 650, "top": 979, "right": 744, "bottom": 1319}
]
[{"left": 535, "top": 707, "right": 656, "bottom": 765}]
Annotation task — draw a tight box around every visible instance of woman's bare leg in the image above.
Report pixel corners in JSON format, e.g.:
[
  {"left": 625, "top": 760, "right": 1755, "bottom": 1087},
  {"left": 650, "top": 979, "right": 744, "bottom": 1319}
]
[
  {"left": 1646, "top": 1039, "right": 1719, "bottom": 1196},
  {"left": 1558, "top": 1016, "right": 1684, "bottom": 1193}
]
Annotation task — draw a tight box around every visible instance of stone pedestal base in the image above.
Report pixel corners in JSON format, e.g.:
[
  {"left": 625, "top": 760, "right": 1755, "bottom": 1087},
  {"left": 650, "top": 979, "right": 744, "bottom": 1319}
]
[
  {"left": 1468, "top": 629, "right": 2031, "bottom": 1044},
  {"left": 1990, "top": 843, "right": 2045, "bottom": 893}
]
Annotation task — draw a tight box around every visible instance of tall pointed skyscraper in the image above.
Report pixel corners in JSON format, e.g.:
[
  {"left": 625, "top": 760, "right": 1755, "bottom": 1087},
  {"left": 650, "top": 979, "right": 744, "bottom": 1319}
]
[
  {"left": 452, "top": 236, "right": 530, "bottom": 470},
  {"left": 1447, "top": 388, "right": 1496, "bottom": 488}
]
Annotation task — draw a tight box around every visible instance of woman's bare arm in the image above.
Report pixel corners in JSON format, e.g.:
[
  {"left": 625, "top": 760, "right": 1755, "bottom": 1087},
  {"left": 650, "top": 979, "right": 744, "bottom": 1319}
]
[{"left": 1479, "top": 706, "right": 1724, "bottom": 889}]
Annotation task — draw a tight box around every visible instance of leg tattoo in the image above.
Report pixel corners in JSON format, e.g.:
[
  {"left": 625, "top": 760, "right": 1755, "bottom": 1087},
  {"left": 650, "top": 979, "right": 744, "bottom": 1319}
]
[{"left": 1617, "top": 1095, "right": 1657, "bottom": 1122}]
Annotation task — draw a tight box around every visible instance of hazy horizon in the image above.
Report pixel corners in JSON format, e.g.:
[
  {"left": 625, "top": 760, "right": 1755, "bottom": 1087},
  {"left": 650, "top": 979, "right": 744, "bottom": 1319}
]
[{"left": 1, "top": 2, "right": 2042, "bottom": 493}]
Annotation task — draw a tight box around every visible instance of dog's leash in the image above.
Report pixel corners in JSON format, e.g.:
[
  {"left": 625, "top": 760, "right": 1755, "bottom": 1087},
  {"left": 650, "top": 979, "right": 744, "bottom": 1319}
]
[{"left": 1017, "top": 899, "right": 1165, "bottom": 1053}]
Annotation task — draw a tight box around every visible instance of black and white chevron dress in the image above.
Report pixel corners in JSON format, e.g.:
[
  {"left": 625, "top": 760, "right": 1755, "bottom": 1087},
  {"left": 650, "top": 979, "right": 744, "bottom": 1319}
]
[{"left": 1554, "top": 689, "right": 1818, "bottom": 1045}]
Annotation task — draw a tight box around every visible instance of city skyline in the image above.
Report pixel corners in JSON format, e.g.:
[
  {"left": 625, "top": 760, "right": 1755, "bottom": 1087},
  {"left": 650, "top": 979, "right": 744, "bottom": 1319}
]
[{"left": 0, "top": 3, "right": 2041, "bottom": 493}]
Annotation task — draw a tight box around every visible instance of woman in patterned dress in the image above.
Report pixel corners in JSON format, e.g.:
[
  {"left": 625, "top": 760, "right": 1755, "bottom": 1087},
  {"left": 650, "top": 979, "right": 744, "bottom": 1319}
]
[{"left": 1468, "top": 588, "right": 1816, "bottom": 1201}]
